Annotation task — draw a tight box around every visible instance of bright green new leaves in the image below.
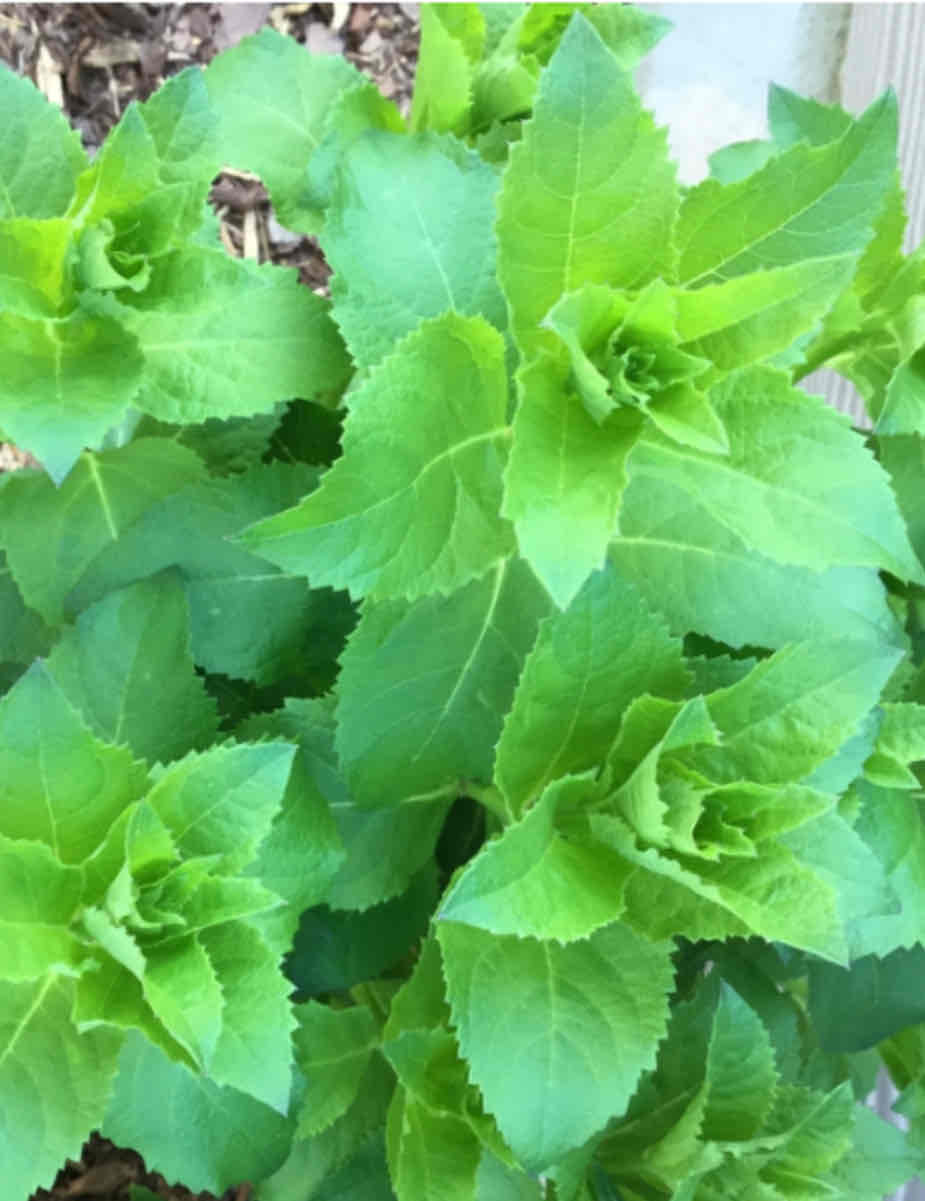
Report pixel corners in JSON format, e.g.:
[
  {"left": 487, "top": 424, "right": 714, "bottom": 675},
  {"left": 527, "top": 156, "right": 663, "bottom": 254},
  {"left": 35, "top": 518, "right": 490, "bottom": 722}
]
[
  {"left": 0, "top": 663, "right": 148, "bottom": 863},
  {"left": 240, "top": 314, "right": 514, "bottom": 601},
  {"left": 0, "top": 835, "right": 87, "bottom": 981},
  {"left": 497, "top": 14, "right": 678, "bottom": 357},
  {"left": 864, "top": 702, "right": 925, "bottom": 789},
  {"left": 503, "top": 351, "right": 642, "bottom": 608},
  {"left": 0, "top": 438, "right": 203, "bottom": 624},
  {"left": 46, "top": 572, "right": 219, "bottom": 765},
  {"left": 1, "top": 977, "right": 122, "bottom": 1201},
  {"left": 0, "top": 217, "right": 74, "bottom": 315},
  {"left": 146, "top": 741, "right": 295, "bottom": 873},
  {"left": 622, "top": 367, "right": 925, "bottom": 585},
  {"left": 0, "top": 310, "right": 144, "bottom": 482},
  {"left": 0, "top": 65, "right": 88, "bottom": 218},
  {"left": 92, "top": 249, "right": 351, "bottom": 423},
  {"left": 438, "top": 920, "right": 674, "bottom": 1171},
  {"left": 322, "top": 131, "right": 506, "bottom": 368},
  {"left": 439, "top": 784, "right": 631, "bottom": 939},
  {"left": 495, "top": 564, "right": 688, "bottom": 812},
  {"left": 336, "top": 557, "right": 551, "bottom": 805},
  {"left": 677, "top": 90, "right": 898, "bottom": 284},
  {"left": 205, "top": 27, "right": 364, "bottom": 232},
  {"left": 105, "top": 1032, "right": 295, "bottom": 1196}
]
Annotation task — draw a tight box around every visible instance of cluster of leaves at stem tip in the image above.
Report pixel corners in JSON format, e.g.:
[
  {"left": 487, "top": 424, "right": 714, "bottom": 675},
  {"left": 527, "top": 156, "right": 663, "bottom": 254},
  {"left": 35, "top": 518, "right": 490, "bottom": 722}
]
[{"left": 6, "top": 3, "right": 925, "bottom": 1199}]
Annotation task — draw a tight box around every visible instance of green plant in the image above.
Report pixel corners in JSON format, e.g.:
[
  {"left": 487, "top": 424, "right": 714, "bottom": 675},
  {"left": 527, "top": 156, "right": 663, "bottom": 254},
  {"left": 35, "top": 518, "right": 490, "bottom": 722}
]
[{"left": 3, "top": 4, "right": 925, "bottom": 1199}]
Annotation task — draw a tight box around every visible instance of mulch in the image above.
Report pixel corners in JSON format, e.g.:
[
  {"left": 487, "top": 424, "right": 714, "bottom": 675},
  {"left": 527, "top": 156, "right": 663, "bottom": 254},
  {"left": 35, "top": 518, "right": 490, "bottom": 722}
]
[{"left": 1, "top": 5, "right": 420, "bottom": 1197}]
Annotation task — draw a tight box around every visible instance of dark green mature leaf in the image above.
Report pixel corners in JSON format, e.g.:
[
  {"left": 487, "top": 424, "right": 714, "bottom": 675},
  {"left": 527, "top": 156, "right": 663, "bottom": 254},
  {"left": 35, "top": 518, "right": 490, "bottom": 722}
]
[
  {"left": 497, "top": 14, "right": 678, "bottom": 358},
  {"left": 287, "top": 867, "right": 437, "bottom": 996},
  {"left": 494, "top": 564, "right": 689, "bottom": 814},
  {"left": 46, "top": 572, "right": 219, "bottom": 765},
  {"left": 336, "top": 557, "right": 551, "bottom": 806},
  {"left": 104, "top": 1032, "right": 295, "bottom": 1196},
  {"left": 204, "top": 27, "right": 364, "bottom": 232},
  {"left": 0, "top": 552, "right": 52, "bottom": 666},
  {"left": 809, "top": 945, "right": 925, "bottom": 1054},
  {"left": 293, "top": 1000, "right": 380, "bottom": 1137},
  {"left": 322, "top": 130, "right": 506, "bottom": 368},
  {"left": 438, "top": 920, "right": 674, "bottom": 1172},
  {"left": 240, "top": 313, "right": 514, "bottom": 602},
  {"left": 678, "top": 90, "right": 897, "bottom": 284},
  {"left": 0, "top": 65, "right": 88, "bottom": 218}
]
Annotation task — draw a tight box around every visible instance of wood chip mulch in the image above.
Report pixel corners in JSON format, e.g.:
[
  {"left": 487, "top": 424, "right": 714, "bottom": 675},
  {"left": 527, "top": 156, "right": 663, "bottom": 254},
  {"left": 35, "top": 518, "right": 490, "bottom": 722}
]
[
  {"left": 2, "top": 8, "right": 421, "bottom": 1198},
  {"left": 0, "top": 1, "right": 420, "bottom": 476}
]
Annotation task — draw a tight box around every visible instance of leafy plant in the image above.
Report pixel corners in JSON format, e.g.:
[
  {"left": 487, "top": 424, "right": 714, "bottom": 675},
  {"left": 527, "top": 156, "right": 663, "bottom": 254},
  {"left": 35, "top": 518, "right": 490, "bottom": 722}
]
[{"left": 3, "top": 4, "right": 925, "bottom": 1199}]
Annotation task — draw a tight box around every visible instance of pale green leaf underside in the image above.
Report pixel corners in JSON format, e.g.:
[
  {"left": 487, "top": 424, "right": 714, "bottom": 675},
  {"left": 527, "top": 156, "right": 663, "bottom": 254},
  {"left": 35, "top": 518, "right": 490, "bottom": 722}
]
[
  {"left": 497, "top": 13, "right": 678, "bottom": 357},
  {"left": 240, "top": 313, "right": 515, "bottom": 602}
]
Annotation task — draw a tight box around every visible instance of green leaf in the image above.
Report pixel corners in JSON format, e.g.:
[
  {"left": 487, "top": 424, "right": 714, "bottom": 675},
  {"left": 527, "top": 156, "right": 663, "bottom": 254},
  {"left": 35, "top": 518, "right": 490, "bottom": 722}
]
[
  {"left": 609, "top": 475, "right": 904, "bottom": 652},
  {"left": 322, "top": 131, "right": 506, "bottom": 369},
  {"left": 240, "top": 313, "right": 514, "bottom": 602},
  {"left": 90, "top": 249, "right": 351, "bottom": 424},
  {"left": 809, "top": 945, "right": 925, "bottom": 1054},
  {"left": 204, "top": 27, "right": 364, "bottom": 231},
  {"left": 439, "top": 783, "right": 631, "bottom": 940},
  {"left": 201, "top": 919, "right": 295, "bottom": 1113},
  {"left": 876, "top": 345, "right": 925, "bottom": 435},
  {"left": 864, "top": 702, "right": 925, "bottom": 788},
  {"left": 293, "top": 1000, "right": 379, "bottom": 1137},
  {"left": 678, "top": 90, "right": 898, "bottom": 284},
  {"left": 494, "top": 563, "right": 689, "bottom": 813},
  {"left": 497, "top": 13, "right": 678, "bottom": 358},
  {"left": 674, "top": 257, "right": 857, "bottom": 371},
  {"left": 146, "top": 741, "right": 296, "bottom": 873},
  {"left": 0, "top": 976, "right": 122, "bottom": 1201},
  {"left": 502, "top": 350, "right": 642, "bottom": 608},
  {"left": 46, "top": 572, "right": 219, "bottom": 765},
  {"left": 689, "top": 640, "right": 903, "bottom": 786},
  {"left": 0, "top": 438, "right": 204, "bottom": 625},
  {"left": 708, "top": 139, "right": 777, "bottom": 184},
  {"left": 852, "top": 780, "right": 925, "bottom": 952},
  {"left": 142, "top": 933, "right": 223, "bottom": 1069},
  {"left": 437, "top": 921, "right": 674, "bottom": 1172},
  {"left": 104, "top": 1031, "right": 294, "bottom": 1195},
  {"left": 0, "top": 662, "right": 148, "bottom": 863},
  {"left": 0, "top": 551, "right": 53, "bottom": 665},
  {"left": 411, "top": 5, "right": 483, "bottom": 134},
  {"left": 287, "top": 867, "right": 437, "bottom": 995},
  {"left": 702, "top": 984, "right": 777, "bottom": 1141},
  {"left": 387, "top": 1087, "right": 482, "bottom": 1201},
  {"left": 623, "top": 368, "right": 925, "bottom": 585},
  {"left": 0, "top": 836, "right": 86, "bottom": 981},
  {"left": 0, "top": 309, "right": 144, "bottom": 483},
  {"left": 69, "top": 105, "right": 159, "bottom": 228},
  {"left": 0, "top": 216, "right": 74, "bottom": 317},
  {"left": 46, "top": 460, "right": 344, "bottom": 688},
  {"left": 0, "top": 65, "right": 88, "bottom": 218},
  {"left": 335, "top": 558, "right": 551, "bottom": 805},
  {"left": 135, "top": 66, "right": 223, "bottom": 194}
]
